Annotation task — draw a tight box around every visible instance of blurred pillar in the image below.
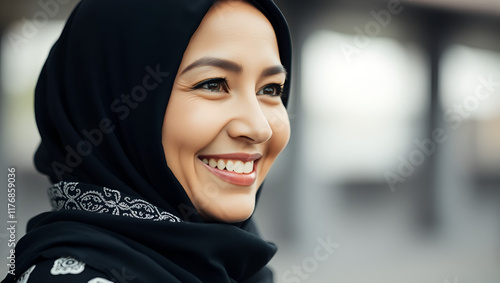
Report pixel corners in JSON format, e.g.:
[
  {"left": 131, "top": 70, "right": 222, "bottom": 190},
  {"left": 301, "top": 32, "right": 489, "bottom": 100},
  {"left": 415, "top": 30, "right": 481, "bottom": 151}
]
[{"left": 419, "top": 10, "right": 452, "bottom": 231}]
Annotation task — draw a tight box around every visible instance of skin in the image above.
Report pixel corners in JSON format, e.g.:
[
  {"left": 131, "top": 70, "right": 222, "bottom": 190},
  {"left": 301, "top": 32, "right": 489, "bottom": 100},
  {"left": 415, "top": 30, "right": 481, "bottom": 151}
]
[{"left": 162, "top": 0, "right": 290, "bottom": 223}]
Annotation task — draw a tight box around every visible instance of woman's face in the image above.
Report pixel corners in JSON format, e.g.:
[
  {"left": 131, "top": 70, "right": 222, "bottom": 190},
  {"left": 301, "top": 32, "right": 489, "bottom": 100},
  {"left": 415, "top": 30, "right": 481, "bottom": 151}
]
[{"left": 162, "top": 0, "right": 290, "bottom": 223}]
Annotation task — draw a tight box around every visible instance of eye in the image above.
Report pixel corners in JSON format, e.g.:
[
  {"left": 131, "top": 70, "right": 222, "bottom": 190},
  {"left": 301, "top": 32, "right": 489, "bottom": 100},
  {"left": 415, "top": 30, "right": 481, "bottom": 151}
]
[
  {"left": 192, "top": 78, "right": 229, "bottom": 93},
  {"left": 257, "top": 83, "right": 284, "bottom": 97}
]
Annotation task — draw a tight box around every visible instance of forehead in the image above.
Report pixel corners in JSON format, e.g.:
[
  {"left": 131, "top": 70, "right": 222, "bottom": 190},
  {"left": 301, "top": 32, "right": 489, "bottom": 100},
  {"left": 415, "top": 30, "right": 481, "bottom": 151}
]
[
  {"left": 205, "top": 0, "right": 273, "bottom": 32},
  {"left": 180, "top": 1, "right": 281, "bottom": 65}
]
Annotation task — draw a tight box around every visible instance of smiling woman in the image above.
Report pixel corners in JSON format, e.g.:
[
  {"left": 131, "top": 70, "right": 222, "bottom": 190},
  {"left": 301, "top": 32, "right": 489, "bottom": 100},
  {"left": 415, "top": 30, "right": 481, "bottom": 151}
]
[
  {"left": 1, "top": 0, "right": 291, "bottom": 282},
  {"left": 164, "top": 1, "right": 290, "bottom": 223}
]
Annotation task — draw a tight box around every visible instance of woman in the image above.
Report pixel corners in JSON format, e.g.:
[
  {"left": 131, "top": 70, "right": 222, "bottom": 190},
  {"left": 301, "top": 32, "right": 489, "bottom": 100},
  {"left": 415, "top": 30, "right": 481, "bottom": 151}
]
[{"left": 3, "top": 0, "right": 291, "bottom": 282}]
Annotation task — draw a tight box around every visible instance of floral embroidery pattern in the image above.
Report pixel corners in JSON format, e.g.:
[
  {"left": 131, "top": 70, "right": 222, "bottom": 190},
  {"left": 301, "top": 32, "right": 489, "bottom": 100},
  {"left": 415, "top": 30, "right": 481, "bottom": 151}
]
[
  {"left": 49, "top": 182, "right": 181, "bottom": 222},
  {"left": 50, "top": 257, "right": 85, "bottom": 275},
  {"left": 16, "top": 265, "right": 36, "bottom": 283}
]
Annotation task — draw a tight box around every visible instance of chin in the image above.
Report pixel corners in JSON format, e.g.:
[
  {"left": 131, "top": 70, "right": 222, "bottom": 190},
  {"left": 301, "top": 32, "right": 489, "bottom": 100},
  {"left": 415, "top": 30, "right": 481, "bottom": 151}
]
[{"left": 202, "top": 195, "right": 256, "bottom": 223}]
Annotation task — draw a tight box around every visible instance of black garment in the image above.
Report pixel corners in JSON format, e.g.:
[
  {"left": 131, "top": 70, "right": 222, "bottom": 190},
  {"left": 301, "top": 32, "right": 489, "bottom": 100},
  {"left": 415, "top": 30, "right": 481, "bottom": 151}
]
[
  {"left": 14, "top": 257, "right": 114, "bottom": 283},
  {"left": 1, "top": 0, "right": 291, "bottom": 282},
  {"left": 11, "top": 182, "right": 277, "bottom": 283}
]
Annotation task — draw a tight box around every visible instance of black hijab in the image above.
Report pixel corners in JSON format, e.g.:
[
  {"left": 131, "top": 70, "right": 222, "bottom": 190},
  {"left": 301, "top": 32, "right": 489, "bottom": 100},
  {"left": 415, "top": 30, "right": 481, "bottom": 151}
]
[{"left": 2, "top": 0, "right": 292, "bottom": 282}]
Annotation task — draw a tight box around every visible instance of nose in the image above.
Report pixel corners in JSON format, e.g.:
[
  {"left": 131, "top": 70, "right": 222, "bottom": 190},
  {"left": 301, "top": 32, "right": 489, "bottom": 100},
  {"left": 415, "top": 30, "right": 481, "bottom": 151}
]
[{"left": 226, "top": 96, "right": 273, "bottom": 144}]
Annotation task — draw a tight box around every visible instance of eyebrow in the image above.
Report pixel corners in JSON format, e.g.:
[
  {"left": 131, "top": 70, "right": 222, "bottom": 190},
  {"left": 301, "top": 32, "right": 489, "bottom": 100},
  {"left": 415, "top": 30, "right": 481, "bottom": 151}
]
[
  {"left": 180, "top": 56, "right": 287, "bottom": 78},
  {"left": 261, "top": 65, "right": 287, "bottom": 77}
]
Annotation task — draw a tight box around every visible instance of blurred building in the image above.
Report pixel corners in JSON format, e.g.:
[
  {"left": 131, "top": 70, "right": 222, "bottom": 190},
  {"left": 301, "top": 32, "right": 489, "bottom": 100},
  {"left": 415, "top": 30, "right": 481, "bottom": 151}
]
[{"left": 1, "top": 0, "right": 499, "bottom": 282}]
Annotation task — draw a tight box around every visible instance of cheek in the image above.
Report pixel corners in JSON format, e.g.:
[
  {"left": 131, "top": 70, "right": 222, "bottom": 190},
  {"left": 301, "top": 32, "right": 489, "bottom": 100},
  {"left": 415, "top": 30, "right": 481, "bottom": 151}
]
[
  {"left": 163, "top": 97, "right": 223, "bottom": 153},
  {"left": 268, "top": 106, "right": 291, "bottom": 153},
  {"left": 258, "top": 105, "right": 290, "bottom": 177}
]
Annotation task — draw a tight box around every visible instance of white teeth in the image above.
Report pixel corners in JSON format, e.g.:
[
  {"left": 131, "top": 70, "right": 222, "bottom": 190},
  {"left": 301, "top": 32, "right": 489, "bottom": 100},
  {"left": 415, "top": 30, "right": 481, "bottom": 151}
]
[
  {"left": 209, "top": 159, "right": 217, "bottom": 168},
  {"left": 233, "top": 161, "right": 244, "bottom": 173},
  {"left": 226, "top": 160, "right": 235, "bottom": 171},
  {"left": 217, "top": 159, "right": 225, "bottom": 170},
  {"left": 201, "top": 158, "right": 255, "bottom": 174},
  {"left": 243, "top": 161, "right": 253, "bottom": 173}
]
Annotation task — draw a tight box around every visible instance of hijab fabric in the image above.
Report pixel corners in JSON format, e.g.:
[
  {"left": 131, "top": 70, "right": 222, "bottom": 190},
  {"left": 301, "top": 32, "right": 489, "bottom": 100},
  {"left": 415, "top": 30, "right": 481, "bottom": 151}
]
[{"left": 2, "top": 0, "right": 292, "bottom": 282}]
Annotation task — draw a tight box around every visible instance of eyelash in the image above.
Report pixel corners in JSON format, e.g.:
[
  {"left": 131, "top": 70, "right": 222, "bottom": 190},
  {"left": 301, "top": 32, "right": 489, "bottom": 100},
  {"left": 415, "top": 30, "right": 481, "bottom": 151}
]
[
  {"left": 192, "top": 78, "right": 284, "bottom": 97},
  {"left": 193, "top": 77, "right": 230, "bottom": 92}
]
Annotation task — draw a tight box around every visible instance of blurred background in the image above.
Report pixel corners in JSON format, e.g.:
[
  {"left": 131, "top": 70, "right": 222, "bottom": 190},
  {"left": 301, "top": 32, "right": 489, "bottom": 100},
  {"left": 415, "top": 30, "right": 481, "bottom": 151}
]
[{"left": 0, "top": 0, "right": 499, "bottom": 282}]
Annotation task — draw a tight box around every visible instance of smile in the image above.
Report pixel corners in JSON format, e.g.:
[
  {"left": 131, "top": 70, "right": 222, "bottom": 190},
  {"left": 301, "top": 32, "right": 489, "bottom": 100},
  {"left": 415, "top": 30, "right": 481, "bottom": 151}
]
[
  {"left": 202, "top": 158, "right": 254, "bottom": 173},
  {"left": 198, "top": 153, "right": 261, "bottom": 186}
]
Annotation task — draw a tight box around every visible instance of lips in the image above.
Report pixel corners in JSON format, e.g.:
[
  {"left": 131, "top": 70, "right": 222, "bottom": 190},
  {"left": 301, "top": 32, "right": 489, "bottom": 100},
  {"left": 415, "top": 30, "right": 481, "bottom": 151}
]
[{"left": 198, "top": 153, "right": 261, "bottom": 186}]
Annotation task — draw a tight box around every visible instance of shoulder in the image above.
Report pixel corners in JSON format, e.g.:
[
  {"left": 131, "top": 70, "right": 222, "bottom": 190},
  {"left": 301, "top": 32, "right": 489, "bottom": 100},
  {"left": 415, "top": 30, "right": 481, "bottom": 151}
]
[{"left": 16, "top": 257, "right": 114, "bottom": 283}]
